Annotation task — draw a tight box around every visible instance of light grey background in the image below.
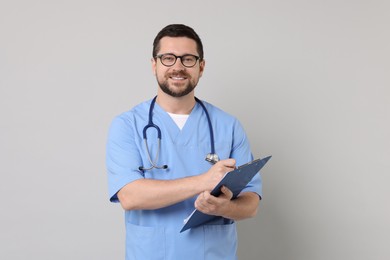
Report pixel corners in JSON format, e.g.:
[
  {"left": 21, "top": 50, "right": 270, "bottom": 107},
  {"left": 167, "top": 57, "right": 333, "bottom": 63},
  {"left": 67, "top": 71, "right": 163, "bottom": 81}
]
[{"left": 1, "top": 0, "right": 389, "bottom": 259}]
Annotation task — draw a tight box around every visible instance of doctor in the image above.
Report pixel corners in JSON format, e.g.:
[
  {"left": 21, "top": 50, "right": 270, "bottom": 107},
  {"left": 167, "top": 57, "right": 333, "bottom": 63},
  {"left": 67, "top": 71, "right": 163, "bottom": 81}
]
[{"left": 106, "top": 24, "right": 262, "bottom": 260}]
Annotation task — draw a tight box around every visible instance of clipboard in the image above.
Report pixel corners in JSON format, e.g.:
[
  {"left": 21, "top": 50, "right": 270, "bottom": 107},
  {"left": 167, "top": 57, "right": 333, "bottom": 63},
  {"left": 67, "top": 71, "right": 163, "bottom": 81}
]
[{"left": 180, "top": 156, "right": 272, "bottom": 232}]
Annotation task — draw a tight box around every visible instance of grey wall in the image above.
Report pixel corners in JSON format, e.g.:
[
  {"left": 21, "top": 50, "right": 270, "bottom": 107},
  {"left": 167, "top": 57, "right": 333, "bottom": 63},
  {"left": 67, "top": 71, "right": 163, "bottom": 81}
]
[{"left": 1, "top": 0, "right": 389, "bottom": 259}]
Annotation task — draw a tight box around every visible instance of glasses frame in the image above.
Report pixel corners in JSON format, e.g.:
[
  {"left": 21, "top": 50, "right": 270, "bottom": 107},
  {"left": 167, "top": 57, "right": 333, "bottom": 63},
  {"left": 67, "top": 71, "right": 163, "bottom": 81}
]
[{"left": 155, "top": 53, "right": 200, "bottom": 68}]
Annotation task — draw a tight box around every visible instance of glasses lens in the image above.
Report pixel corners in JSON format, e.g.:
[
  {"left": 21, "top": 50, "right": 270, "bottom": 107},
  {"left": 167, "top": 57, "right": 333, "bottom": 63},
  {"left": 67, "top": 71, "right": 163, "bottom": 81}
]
[
  {"left": 160, "top": 54, "right": 176, "bottom": 66},
  {"left": 181, "top": 55, "right": 197, "bottom": 67}
]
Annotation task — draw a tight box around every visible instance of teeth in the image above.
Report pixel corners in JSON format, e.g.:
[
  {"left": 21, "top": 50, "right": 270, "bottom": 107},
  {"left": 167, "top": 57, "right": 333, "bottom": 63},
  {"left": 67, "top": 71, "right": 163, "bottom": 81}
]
[{"left": 172, "top": 77, "right": 185, "bottom": 80}]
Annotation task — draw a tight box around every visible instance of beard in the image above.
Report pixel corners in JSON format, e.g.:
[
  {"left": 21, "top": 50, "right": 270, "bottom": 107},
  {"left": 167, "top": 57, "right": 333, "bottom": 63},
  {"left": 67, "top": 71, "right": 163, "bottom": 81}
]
[{"left": 157, "top": 71, "right": 197, "bottom": 98}]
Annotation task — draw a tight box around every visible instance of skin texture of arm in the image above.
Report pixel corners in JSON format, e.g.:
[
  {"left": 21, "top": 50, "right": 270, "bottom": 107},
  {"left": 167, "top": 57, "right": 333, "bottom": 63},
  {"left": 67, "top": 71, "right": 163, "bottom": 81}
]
[{"left": 117, "top": 159, "right": 236, "bottom": 210}]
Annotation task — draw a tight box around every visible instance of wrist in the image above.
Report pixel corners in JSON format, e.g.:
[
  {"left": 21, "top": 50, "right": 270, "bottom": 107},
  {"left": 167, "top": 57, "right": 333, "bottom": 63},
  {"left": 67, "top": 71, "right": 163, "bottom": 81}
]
[{"left": 192, "top": 173, "right": 208, "bottom": 194}]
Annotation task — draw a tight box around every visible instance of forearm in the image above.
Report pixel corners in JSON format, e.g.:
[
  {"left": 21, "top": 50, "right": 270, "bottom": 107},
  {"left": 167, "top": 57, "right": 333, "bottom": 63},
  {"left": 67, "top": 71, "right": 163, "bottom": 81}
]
[
  {"left": 222, "top": 192, "right": 260, "bottom": 220},
  {"left": 195, "top": 190, "right": 260, "bottom": 221},
  {"left": 117, "top": 175, "right": 205, "bottom": 210},
  {"left": 117, "top": 159, "right": 237, "bottom": 211}
]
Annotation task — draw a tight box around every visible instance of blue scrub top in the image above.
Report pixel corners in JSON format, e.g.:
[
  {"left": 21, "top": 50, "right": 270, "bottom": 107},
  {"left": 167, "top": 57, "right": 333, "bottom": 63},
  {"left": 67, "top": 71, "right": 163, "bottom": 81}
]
[{"left": 106, "top": 98, "right": 262, "bottom": 260}]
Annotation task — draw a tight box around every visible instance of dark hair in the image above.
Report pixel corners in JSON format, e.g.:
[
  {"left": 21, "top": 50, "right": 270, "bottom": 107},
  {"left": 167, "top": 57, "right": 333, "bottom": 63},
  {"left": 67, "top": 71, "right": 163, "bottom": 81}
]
[{"left": 152, "top": 24, "right": 204, "bottom": 60}]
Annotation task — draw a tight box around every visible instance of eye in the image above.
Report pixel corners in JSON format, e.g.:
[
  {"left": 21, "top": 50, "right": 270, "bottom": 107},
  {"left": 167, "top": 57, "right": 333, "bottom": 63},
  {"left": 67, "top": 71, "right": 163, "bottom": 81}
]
[
  {"left": 183, "top": 55, "right": 196, "bottom": 62},
  {"left": 162, "top": 55, "right": 175, "bottom": 62}
]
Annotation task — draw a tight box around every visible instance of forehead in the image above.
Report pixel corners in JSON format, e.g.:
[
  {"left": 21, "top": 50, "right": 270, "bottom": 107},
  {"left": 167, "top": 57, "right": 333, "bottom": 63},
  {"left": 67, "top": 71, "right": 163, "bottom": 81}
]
[{"left": 158, "top": 37, "right": 198, "bottom": 55}]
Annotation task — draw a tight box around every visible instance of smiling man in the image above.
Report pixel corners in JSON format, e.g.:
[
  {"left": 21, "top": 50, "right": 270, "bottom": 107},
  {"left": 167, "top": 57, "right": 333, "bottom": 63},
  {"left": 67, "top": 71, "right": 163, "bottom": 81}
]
[
  {"left": 153, "top": 38, "right": 202, "bottom": 98},
  {"left": 106, "top": 24, "right": 262, "bottom": 260}
]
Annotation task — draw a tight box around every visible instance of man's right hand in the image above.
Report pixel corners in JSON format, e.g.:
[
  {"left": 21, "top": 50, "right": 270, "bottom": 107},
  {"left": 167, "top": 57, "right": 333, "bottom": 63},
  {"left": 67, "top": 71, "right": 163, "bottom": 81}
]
[{"left": 201, "top": 158, "right": 236, "bottom": 191}]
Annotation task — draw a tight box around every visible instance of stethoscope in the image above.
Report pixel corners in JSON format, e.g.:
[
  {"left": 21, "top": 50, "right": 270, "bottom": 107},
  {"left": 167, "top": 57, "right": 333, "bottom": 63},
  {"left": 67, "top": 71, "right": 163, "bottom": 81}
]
[{"left": 139, "top": 96, "right": 219, "bottom": 171}]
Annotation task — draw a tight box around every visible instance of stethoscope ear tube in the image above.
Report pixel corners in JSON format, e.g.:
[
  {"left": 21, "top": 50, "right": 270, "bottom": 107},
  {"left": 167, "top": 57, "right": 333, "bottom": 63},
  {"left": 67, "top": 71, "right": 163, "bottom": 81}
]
[
  {"left": 139, "top": 96, "right": 167, "bottom": 171},
  {"left": 139, "top": 137, "right": 168, "bottom": 171}
]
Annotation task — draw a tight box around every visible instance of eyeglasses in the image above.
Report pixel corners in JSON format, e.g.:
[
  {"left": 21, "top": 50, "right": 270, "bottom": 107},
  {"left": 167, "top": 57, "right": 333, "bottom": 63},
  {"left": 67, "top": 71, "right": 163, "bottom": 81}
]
[{"left": 156, "top": 53, "right": 200, "bottom": 68}]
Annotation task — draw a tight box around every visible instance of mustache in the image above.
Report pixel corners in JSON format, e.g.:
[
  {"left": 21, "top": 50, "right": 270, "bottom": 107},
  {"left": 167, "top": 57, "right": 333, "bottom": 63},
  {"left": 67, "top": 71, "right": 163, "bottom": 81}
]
[{"left": 167, "top": 71, "right": 190, "bottom": 78}]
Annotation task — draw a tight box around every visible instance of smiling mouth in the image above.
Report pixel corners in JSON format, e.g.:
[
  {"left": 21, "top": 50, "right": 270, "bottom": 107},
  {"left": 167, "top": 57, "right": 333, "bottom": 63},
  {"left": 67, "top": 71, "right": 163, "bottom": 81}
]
[
  {"left": 170, "top": 76, "right": 186, "bottom": 80},
  {"left": 169, "top": 72, "right": 189, "bottom": 81}
]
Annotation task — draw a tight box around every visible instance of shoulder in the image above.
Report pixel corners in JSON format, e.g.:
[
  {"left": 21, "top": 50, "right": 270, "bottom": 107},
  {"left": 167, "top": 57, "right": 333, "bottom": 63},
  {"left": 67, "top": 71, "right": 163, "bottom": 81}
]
[
  {"left": 198, "top": 99, "right": 240, "bottom": 124},
  {"left": 113, "top": 99, "right": 152, "bottom": 124},
  {"left": 199, "top": 99, "right": 249, "bottom": 141},
  {"left": 108, "top": 99, "right": 152, "bottom": 136}
]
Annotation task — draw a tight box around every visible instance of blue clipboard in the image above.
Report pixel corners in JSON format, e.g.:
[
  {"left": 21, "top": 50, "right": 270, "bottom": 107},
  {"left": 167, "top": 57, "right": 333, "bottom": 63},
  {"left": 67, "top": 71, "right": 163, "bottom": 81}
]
[{"left": 180, "top": 156, "right": 272, "bottom": 233}]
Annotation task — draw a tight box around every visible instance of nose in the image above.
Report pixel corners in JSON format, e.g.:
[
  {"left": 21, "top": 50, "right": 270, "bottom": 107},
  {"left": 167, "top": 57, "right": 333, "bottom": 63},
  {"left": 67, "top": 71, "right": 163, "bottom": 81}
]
[{"left": 172, "top": 57, "right": 186, "bottom": 70}]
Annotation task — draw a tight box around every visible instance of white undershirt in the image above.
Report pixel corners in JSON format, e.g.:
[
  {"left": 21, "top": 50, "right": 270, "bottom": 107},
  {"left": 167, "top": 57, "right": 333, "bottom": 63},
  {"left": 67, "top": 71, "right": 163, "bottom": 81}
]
[{"left": 167, "top": 112, "right": 189, "bottom": 130}]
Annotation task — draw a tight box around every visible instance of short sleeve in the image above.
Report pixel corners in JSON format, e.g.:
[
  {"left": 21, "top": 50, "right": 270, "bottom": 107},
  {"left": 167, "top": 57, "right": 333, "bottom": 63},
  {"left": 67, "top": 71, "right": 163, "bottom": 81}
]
[
  {"left": 230, "top": 119, "right": 262, "bottom": 198},
  {"left": 106, "top": 115, "right": 144, "bottom": 202}
]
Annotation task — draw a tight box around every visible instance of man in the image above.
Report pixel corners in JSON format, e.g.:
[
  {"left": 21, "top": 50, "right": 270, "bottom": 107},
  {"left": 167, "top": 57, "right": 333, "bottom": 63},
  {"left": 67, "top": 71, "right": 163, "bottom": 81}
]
[{"left": 106, "top": 24, "right": 262, "bottom": 260}]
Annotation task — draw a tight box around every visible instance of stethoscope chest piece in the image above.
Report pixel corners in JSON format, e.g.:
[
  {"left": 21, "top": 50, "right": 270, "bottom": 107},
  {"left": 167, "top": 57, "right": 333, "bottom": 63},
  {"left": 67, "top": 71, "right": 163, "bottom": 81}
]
[{"left": 205, "top": 153, "right": 219, "bottom": 164}]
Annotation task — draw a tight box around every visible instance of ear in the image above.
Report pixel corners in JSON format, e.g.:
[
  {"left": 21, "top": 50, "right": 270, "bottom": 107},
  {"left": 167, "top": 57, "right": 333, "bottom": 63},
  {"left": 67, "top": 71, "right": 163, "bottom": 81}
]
[
  {"left": 199, "top": 59, "right": 206, "bottom": 77},
  {"left": 151, "top": 58, "right": 157, "bottom": 76}
]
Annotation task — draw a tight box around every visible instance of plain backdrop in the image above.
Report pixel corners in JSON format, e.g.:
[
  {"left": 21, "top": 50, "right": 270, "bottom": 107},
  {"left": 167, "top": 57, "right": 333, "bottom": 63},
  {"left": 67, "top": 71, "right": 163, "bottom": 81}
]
[{"left": 1, "top": 0, "right": 389, "bottom": 259}]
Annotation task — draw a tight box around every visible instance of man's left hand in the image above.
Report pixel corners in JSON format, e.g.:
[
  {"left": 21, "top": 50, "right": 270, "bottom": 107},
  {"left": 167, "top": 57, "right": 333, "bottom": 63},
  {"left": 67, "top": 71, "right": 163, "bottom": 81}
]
[{"left": 194, "top": 186, "right": 233, "bottom": 217}]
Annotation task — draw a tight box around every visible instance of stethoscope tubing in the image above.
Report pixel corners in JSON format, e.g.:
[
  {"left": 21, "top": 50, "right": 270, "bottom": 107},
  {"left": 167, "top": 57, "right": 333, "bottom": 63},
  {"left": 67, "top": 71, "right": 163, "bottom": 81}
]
[
  {"left": 195, "top": 97, "right": 216, "bottom": 155},
  {"left": 139, "top": 96, "right": 217, "bottom": 171}
]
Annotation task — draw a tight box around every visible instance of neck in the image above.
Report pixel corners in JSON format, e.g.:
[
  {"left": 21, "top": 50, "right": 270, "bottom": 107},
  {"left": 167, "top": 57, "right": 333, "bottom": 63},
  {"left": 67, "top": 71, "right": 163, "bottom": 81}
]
[{"left": 156, "top": 91, "right": 196, "bottom": 114}]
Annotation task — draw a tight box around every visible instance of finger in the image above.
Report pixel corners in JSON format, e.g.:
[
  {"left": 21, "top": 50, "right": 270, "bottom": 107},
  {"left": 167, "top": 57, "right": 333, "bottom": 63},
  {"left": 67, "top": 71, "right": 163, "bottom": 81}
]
[
  {"left": 215, "top": 158, "right": 235, "bottom": 168},
  {"left": 222, "top": 158, "right": 236, "bottom": 168},
  {"left": 202, "top": 191, "right": 217, "bottom": 205},
  {"left": 196, "top": 192, "right": 210, "bottom": 207},
  {"left": 195, "top": 193, "right": 214, "bottom": 212},
  {"left": 221, "top": 186, "right": 233, "bottom": 199},
  {"left": 194, "top": 195, "right": 205, "bottom": 210}
]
